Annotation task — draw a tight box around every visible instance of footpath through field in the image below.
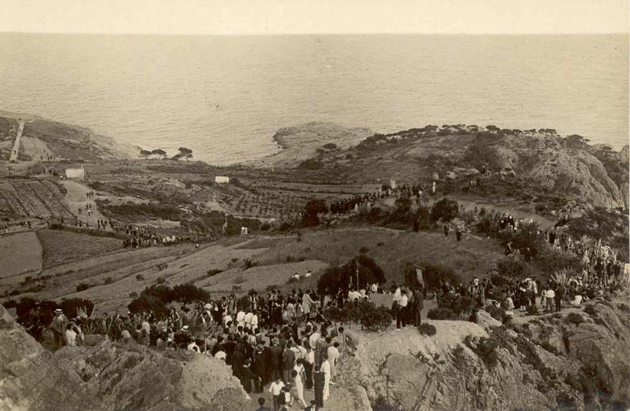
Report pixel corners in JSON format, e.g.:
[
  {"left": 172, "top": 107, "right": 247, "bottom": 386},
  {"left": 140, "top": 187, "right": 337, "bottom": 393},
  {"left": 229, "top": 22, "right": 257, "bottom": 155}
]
[
  {"left": 60, "top": 180, "right": 106, "bottom": 226},
  {"left": 8, "top": 120, "right": 24, "bottom": 162}
]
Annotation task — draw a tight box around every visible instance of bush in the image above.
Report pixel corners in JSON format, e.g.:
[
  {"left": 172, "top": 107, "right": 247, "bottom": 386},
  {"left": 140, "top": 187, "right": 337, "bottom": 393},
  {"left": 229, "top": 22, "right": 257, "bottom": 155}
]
[
  {"left": 564, "top": 312, "right": 585, "bottom": 325},
  {"left": 233, "top": 276, "right": 247, "bottom": 284},
  {"left": 485, "top": 305, "right": 507, "bottom": 322},
  {"left": 418, "top": 323, "right": 437, "bottom": 336},
  {"left": 428, "top": 307, "right": 458, "bottom": 320},
  {"left": 136, "top": 274, "right": 145, "bottom": 281},
  {"left": 464, "top": 335, "right": 498, "bottom": 368},
  {"left": 317, "top": 255, "right": 385, "bottom": 296},
  {"left": 431, "top": 198, "right": 459, "bottom": 222},
  {"left": 525, "top": 305, "right": 539, "bottom": 315},
  {"left": 417, "top": 263, "right": 460, "bottom": 290},
  {"left": 128, "top": 293, "right": 169, "bottom": 319},
  {"left": 75, "top": 283, "right": 91, "bottom": 292},
  {"left": 496, "top": 258, "right": 529, "bottom": 279},
  {"left": 437, "top": 293, "right": 475, "bottom": 318},
  {"left": 243, "top": 259, "right": 256, "bottom": 269},
  {"left": 583, "top": 304, "right": 598, "bottom": 316},
  {"left": 206, "top": 269, "right": 223, "bottom": 277},
  {"left": 104, "top": 277, "right": 113, "bottom": 285},
  {"left": 60, "top": 298, "right": 94, "bottom": 319}
]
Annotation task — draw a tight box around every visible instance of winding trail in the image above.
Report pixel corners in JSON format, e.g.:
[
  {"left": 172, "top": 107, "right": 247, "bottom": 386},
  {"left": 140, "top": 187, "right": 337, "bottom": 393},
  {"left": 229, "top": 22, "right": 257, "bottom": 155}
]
[{"left": 9, "top": 120, "right": 24, "bottom": 163}]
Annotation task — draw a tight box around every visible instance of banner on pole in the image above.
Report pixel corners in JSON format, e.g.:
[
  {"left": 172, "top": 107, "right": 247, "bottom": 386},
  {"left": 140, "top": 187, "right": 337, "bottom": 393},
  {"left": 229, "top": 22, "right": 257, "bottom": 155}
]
[{"left": 414, "top": 265, "right": 425, "bottom": 287}]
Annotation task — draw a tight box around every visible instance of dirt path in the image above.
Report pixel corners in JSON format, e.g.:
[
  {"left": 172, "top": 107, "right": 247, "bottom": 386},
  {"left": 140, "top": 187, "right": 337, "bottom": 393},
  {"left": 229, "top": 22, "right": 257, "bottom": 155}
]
[
  {"left": 59, "top": 180, "right": 106, "bottom": 226},
  {"left": 8, "top": 120, "right": 24, "bottom": 163}
]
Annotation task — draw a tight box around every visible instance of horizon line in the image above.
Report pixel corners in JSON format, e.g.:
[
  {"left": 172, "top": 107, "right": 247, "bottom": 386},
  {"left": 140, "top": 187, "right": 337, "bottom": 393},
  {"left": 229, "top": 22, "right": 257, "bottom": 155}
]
[{"left": 1, "top": 30, "right": 628, "bottom": 37}]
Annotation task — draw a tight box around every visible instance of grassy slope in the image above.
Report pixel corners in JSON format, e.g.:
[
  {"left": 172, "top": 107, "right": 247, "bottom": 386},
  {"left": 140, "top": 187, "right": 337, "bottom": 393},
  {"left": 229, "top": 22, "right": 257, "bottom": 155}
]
[
  {"left": 36, "top": 229, "right": 122, "bottom": 267},
  {"left": 237, "top": 227, "right": 505, "bottom": 287}
]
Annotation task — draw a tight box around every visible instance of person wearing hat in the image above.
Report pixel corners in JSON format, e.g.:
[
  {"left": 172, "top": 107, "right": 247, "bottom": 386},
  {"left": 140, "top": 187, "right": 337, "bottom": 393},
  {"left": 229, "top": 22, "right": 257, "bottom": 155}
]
[
  {"left": 51, "top": 308, "right": 68, "bottom": 350},
  {"left": 268, "top": 337, "right": 283, "bottom": 382}
]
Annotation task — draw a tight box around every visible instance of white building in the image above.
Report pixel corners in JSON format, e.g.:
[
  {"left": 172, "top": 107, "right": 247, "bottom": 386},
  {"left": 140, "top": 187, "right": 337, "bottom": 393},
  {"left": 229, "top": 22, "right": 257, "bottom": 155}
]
[
  {"left": 65, "top": 165, "right": 85, "bottom": 180},
  {"left": 215, "top": 176, "right": 230, "bottom": 184}
]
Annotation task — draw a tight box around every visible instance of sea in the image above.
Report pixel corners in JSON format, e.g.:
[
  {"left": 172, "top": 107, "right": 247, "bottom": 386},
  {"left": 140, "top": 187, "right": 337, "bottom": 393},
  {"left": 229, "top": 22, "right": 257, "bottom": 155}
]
[{"left": 0, "top": 33, "right": 627, "bottom": 165}]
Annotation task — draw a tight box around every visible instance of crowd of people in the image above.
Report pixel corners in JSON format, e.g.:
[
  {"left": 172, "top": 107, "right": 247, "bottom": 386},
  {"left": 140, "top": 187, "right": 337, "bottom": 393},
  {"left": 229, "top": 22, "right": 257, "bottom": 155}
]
[{"left": 38, "top": 288, "right": 354, "bottom": 410}]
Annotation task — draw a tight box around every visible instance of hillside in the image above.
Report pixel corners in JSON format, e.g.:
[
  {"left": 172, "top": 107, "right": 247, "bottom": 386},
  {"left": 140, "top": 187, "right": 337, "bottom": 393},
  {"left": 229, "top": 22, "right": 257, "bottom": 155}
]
[{"left": 303, "top": 126, "right": 629, "bottom": 210}]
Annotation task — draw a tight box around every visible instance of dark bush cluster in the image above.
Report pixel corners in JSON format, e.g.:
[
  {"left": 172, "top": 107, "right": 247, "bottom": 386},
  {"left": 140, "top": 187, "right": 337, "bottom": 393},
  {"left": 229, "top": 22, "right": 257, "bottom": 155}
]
[
  {"left": 464, "top": 335, "right": 498, "bottom": 368},
  {"left": 323, "top": 300, "right": 393, "bottom": 332},
  {"left": 127, "top": 284, "right": 210, "bottom": 319},
  {"left": 418, "top": 323, "right": 437, "bottom": 336},
  {"left": 317, "top": 255, "right": 385, "bottom": 296}
]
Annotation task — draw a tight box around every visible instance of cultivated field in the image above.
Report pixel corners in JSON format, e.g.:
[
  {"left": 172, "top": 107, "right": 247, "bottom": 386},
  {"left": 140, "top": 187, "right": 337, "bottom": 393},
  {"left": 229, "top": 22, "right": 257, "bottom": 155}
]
[
  {"left": 36, "top": 228, "right": 122, "bottom": 267},
  {"left": 0, "top": 232, "right": 43, "bottom": 277},
  {"left": 0, "top": 179, "right": 74, "bottom": 219}
]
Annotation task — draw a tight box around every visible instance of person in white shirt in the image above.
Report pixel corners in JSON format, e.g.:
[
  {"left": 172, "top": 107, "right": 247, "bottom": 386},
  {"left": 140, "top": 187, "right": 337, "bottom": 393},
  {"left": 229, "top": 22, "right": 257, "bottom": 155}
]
[
  {"left": 570, "top": 294, "right": 583, "bottom": 307},
  {"left": 309, "top": 326, "right": 321, "bottom": 350},
  {"left": 545, "top": 288, "right": 556, "bottom": 312},
  {"left": 251, "top": 312, "right": 259, "bottom": 330},
  {"left": 223, "top": 314, "right": 233, "bottom": 327},
  {"left": 320, "top": 355, "right": 331, "bottom": 401},
  {"left": 214, "top": 350, "right": 227, "bottom": 361},
  {"left": 236, "top": 311, "right": 246, "bottom": 328},
  {"left": 397, "top": 290, "right": 408, "bottom": 329},
  {"left": 65, "top": 324, "right": 77, "bottom": 347},
  {"left": 244, "top": 311, "right": 253, "bottom": 328},
  {"left": 327, "top": 341, "right": 340, "bottom": 383},
  {"left": 268, "top": 377, "right": 285, "bottom": 411}
]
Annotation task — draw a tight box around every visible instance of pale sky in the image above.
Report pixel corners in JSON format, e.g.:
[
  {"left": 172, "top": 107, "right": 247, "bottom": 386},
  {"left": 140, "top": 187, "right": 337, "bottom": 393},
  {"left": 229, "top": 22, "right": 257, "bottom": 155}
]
[{"left": 0, "top": 0, "right": 628, "bottom": 35}]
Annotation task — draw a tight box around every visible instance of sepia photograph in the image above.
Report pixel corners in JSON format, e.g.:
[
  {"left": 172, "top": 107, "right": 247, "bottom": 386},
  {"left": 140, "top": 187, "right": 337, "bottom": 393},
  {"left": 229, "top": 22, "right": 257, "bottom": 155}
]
[{"left": 0, "top": 0, "right": 628, "bottom": 410}]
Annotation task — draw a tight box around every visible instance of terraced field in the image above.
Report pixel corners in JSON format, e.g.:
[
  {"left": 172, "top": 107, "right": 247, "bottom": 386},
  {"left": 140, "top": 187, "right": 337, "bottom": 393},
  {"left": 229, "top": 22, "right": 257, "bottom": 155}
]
[{"left": 0, "top": 180, "right": 74, "bottom": 219}]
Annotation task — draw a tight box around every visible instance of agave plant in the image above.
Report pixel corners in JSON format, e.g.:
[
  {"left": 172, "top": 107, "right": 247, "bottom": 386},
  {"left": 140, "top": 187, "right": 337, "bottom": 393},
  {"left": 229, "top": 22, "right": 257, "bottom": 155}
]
[
  {"left": 580, "top": 234, "right": 595, "bottom": 249},
  {"left": 551, "top": 269, "right": 570, "bottom": 286}
]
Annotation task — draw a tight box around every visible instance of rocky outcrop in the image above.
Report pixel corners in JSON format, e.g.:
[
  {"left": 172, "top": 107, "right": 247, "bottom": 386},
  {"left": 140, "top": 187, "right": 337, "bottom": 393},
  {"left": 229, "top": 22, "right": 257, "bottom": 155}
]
[
  {"left": 243, "top": 121, "right": 373, "bottom": 168},
  {"left": 54, "top": 340, "right": 250, "bottom": 411},
  {"left": 339, "top": 298, "right": 630, "bottom": 411},
  {"left": 0, "top": 304, "right": 103, "bottom": 411}
]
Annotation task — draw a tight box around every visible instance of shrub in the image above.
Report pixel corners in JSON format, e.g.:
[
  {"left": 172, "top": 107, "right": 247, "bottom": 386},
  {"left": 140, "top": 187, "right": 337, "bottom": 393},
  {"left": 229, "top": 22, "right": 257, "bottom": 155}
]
[
  {"left": 136, "top": 274, "right": 145, "bottom": 281},
  {"left": 428, "top": 307, "right": 458, "bottom": 320},
  {"left": 233, "top": 276, "right": 247, "bottom": 285},
  {"left": 418, "top": 323, "right": 437, "bottom": 336},
  {"left": 243, "top": 259, "right": 256, "bottom": 269},
  {"left": 260, "top": 223, "right": 271, "bottom": 231},
  {"left": 317, "top": 255, "right": 385, "bottom": 296},
  {"left": 437, "top": 293, "right": 475, "bottom": 318},
  {"left": 564, "top": 312, "right": 585, "bottom": 325},
  {"left": 431, "top": 198, "right": 459, "bottom": 222},
  {"left": 451, "top": 344, "right": 467, "bottom": 370},
  {"left": 129, "top": 291, "right": 138, "bottom": 298},
  {"left": 206, "top": 269, "right": 223, "bottom": 277},
  {"left": 464, "top": 335, "right": 498, "bottom": 368},
  {"left": 60, "top": 298, "right": 94, "bottom": 318},
  {"left": 128, "top": 293, "right": 169, "bottom": 319},
  {"left": 525, "top": 305, "right": 539, "bottom": 315},
  {"left": 417, "top": 263, "right": 460, "bottom": 290},
  {"left": 583, "top": 304, "right": 598, "bottom": 316},
  {"left": 156, "top": 276, "right": 167, "bottom": 284},
  {"left": 104, "top": 277, "right": 113, "bottom": 285},
  {"left": 358, "top": 301, "right": 393, "bottom": 331},
  {"left": 485, "top": 305, "right": 506, "bottom": 322},
  {"left": 75, "top": 283, "right": 91, "bottom": 292},
  {"left": 496, "top": 258, "right": 529, "bottom": 279}
]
